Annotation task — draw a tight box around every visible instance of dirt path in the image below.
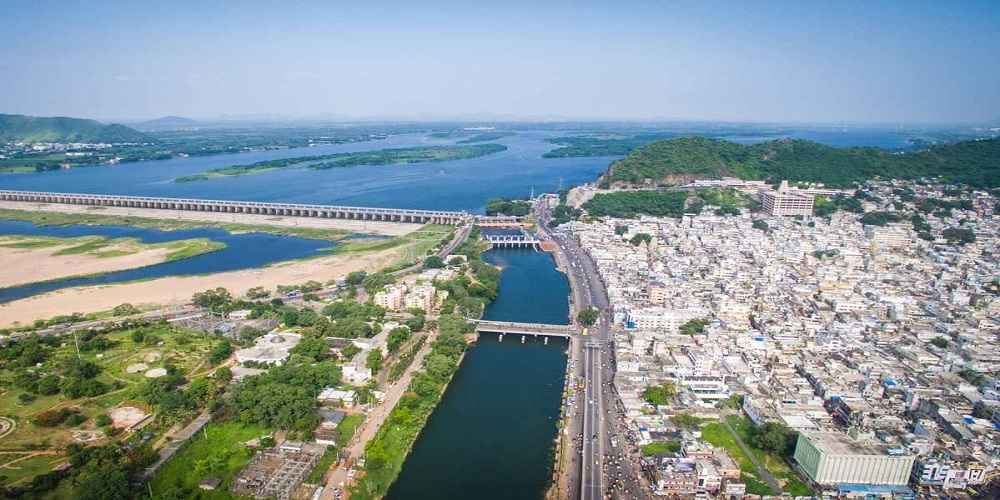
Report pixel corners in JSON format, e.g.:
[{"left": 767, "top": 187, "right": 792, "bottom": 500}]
[
  {"left": 321, "top": 331, "right": 438, "bottom": 499},
  {"left": 721, "top": 414, "right": 782, "bottom": 494}
]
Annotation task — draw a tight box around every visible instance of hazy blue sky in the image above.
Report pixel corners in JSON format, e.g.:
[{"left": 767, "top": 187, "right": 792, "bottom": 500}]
[{"left": 2, "top": 0, "right": 998, "bottom": 123}]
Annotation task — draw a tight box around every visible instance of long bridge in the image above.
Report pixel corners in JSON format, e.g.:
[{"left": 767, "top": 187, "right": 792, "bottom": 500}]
[
  {"left": 471, "top": 319, "right": 578, "bottom": 338},
  {"left": 0, "top": 189, "right": 470, "bottom": 225}
]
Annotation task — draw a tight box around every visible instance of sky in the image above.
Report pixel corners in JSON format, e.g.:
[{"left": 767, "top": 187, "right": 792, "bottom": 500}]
[{"left": 1, "top": 0, "right": 999, "bottom": 124}]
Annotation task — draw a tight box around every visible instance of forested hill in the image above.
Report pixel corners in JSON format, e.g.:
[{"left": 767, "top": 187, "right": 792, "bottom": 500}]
[
  {"left": 0, "top": 114, "right": 151, "bottom": 143},
  {"left": 601, "top": 136, "right": 1000, "bottom": 188}
]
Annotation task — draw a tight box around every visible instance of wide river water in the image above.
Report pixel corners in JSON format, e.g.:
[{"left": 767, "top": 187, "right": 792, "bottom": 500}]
[
  {"left": 0, "top": 132, "right": 614, "bottom": 213},
  {"left": 0, "top": 220, "right": 332, "bottom": 303},
  {"left": 386, "top": 248, "right": 571, "bottom": 499}
]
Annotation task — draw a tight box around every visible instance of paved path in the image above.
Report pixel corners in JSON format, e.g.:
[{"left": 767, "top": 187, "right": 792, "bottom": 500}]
[
  {"left": 321, "top": 331, "right": 438, "bottom": 499},
  {"left": 721, "top": 415, "right": 782, "bottom": 494}
]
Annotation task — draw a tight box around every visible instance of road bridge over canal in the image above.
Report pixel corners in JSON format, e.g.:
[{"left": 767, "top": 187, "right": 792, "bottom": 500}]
[
  {"left": 0, "top": 189, "right": 470, "bottom": 225},
  {"left": 471, "top": 319, "right": 578, "bottom": 338},
  {"left": 482, "top": 232, "right": 541, "bottom": 249}
]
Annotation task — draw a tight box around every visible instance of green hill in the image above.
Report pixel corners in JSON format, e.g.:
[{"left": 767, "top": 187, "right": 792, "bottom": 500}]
[
  {"left": 601, "top": 136, "right": 1000, "bottom": 188},
  {"left": 0, "top": 114, "right": 151, "bottom": 143}
]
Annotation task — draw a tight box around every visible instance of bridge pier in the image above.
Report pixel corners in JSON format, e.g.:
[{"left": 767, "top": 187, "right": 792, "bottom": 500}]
[{"left": 0, "top": 189, "right": 470, "bottom": 225}]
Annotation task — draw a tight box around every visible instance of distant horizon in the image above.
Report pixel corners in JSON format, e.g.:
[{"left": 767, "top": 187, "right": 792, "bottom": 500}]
[{"left": 4, "top": 111, "right": 996, "bottom": 129}]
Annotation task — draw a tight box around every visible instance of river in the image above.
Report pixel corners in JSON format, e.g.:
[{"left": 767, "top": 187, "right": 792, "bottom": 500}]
[
  {"left": 0, "top": 132, "right": 614, "bottom": 213},
  {"left": 0, "top": 220, "right": 332, "bottom": 303},
  {"left": 386, "top": 248, "right": 571, "bottom": 499}
]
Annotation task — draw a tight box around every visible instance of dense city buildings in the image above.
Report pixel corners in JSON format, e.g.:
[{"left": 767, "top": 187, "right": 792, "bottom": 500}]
[{"left": 561, "top": 179, "right": 999, "bottom": 498}]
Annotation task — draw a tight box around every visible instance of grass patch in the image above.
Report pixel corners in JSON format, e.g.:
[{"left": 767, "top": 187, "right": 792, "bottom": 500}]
[
  {"left": 337, "top": 414, "right": 365, "bottom": 444},
  {"left": 306, "top": 446, "right": 339, "bottom": 484},
  {"left": 148, "top": 420, "right": 269, "bottom": 499},
  {"left": 700, "top": 422, "right": 777, "bottom": 496},
  {"left": 641, "top": 440, "right": 681, "bottom": 456},
  {"left": 725, "top": 415, "right": 815, "bottom": 497}
]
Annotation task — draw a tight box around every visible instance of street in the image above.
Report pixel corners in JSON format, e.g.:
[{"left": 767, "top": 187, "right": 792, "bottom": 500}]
[{"left": 535, "top": 200, "right": 649, "bottom": 500}]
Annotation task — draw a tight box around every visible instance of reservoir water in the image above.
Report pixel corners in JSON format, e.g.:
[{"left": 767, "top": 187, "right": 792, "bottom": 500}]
[
  {"left": 0, "top": 220, "right": 332, "bottom": 303},
  {"left": 0, "top": 127, "right": 924, "bottom": 214},
  {"left": 387, "top": 248, "right": 571, "bottom": 500},
  {"left": 0, "top": 132, "right": 614, "bottom": 213}
]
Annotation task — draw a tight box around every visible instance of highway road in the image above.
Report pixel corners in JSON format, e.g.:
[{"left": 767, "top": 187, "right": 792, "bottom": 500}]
[{"left": 536, "top": 199, "right": 650, "bottom": 500}]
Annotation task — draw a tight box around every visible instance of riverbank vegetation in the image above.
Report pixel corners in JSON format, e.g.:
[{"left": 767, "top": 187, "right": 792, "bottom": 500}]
[
  {"left": 542, "top": 133, "right": 674, "bottom": 158},
  {"left": 147, "top": 420, "right": 269, "bottom": 498},
  {"left": 456, "top": 132, "right": 514, "bottom": 143},
  {"left": 602, "top": 136, "right": 1000, "bottom": 188},
  {"left": 350, "top": 314, "right": 473, "bottom": 500},
  {"left": 583, "top": 191, "right": 689, "bottom": 218},
  {"left": 175, "top": 144, "right": 507, "bottom": 182},
  {"left": 485, "top": 197, "right": 532, "bottom": 216},
  {"left": 0, "top": 234, "right": 224, "bottom": 262}
]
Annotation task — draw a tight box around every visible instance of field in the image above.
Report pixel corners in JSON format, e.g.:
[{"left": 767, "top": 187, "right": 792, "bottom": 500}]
[
  {"left": 699, "top": 422, "right": 775, "bottom": 496},
  {"left": 0, "top": 323, "right": 217, "bottom": 486},
  {"left": 725, "top": 415, "right": 814, "bottom": 497},
  {"left": 700, "top": 416, "right": 814, "bottom": 497},
  {"left": 148, "top": 420, "right": 269, "bottom": 499}
]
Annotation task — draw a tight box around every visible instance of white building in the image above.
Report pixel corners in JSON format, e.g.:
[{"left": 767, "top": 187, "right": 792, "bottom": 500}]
[
  {"left": 373, "top": 284, "right": 407, "bottom": 311},
  {"left": 760, "top": 181, "right": 816, "bottom": 216},
  {"left": 793, "top": 431, "right": 915, "bottom": 487},
  {"left": 234, "top": 332, "right": 302, "bottom": 366}
]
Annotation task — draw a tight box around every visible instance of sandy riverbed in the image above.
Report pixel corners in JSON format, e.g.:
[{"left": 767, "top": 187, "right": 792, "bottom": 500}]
[
  {"left": 0, "top": 201, "right": 422, "bottom": 237},
  {"left": 0, "top": 245, "right": 406, "bottom": 328},
  {"left": 0, "top": 236, "right": 177, "bottom": 288}
]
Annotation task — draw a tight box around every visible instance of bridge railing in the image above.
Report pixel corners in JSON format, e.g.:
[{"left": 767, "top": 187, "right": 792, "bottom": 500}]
[{"left": 0, "top": 189, "right": 469, "bottom": 218}]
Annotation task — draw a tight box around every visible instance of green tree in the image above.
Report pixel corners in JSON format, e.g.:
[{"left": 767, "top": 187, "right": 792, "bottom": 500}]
[
  {"left": 629, "top": 233, "right": 653, "bottom": 246},
  {"left": 942, "top": 227, "right": 976, "bottom": 245},
  {"left": 577, "top": 307, "right": 600, "bottom": 327},
  {"left": 387, "top": 327, "right": 412, "bottom": 353},
  {"left": 423, "top": 255, "right": 445, "bottom": 269},
  {"left": 643, "top": 382, "right": 677, "bottom": 406},
  {"left": 346, "top": 271, "right": 367, "bottom": 286},
  {"left": 366, "top": 349, "right": 384, "bottom": 374},
  {"left": 930, "top": 337, "right": 949, "bottom": 349},
  {"left": 679, "top": 318, "right": 709, "bottom": 335},
  {"left": 752, "top": 219, "right": 769, "bottom": 231},
  {"left": 111, "top": 303, "right": 139, "bottom": 316},
  {"left": 192, "top": 287, "right": 232, "bottom": 312},
  {"left": 751, "top": 421, "right": 798, "bottom": 457},
  {"left": 208, "top": 340, "right": 232, "bottom": 365},
  {"left": 290, "top": 337, "right": 330, "bottom": 361}
]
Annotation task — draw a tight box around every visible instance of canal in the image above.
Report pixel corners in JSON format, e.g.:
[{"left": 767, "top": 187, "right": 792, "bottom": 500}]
[{"left": 386, "top": 247, "right": 571, "bottom": 499}]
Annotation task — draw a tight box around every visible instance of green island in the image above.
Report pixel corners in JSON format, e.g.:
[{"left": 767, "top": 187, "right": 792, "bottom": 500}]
[
  {"left": 0, "top": 234, "right": 225, "bottom": 262},
  {"left": 601, "top": 136, "right": 1000, "bottom": 188},
  {"left": 175, "top": 144, "right": 507, "bottom": 182},
  {"left": 455, "top": 132, "right": 515, "bottom": 143},
  {"left": 542, "top": 133, "right": 675, "bottom": 158}
]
